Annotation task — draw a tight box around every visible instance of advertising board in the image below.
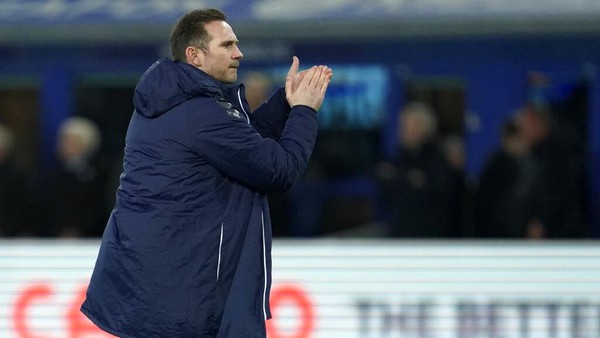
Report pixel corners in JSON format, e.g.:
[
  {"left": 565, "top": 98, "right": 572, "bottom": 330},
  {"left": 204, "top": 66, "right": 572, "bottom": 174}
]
[{"left": 1, "top": 240, "right": 599, "bottom": 337}]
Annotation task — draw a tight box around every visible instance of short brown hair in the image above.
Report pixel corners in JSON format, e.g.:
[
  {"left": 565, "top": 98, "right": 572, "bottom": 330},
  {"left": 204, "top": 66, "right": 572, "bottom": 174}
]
[{"left": 169, "top": 9, "right": 227, "bottom": 62}]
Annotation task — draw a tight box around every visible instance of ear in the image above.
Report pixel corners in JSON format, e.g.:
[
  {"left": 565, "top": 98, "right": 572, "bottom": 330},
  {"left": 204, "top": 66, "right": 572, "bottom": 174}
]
[{"left": 185, "top": 46, "right": 203, "bottom": 67}]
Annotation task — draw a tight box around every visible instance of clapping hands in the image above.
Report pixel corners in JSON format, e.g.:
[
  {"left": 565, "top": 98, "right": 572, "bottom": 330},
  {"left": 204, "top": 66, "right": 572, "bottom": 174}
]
[{"left": 285, "top": 56, "right": 333, "bottom": 111}]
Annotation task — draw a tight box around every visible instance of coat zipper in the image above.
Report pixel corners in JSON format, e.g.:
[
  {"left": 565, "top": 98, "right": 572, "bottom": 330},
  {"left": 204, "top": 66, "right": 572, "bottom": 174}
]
[
  {"left": 261, "top": 212, "right": 268, "bottom": 320},
  {"left": 238, "top": 86, "right": 267, "bottom": 318},
  {"left": 237, "top": 87, "right": 250, "bottom": 124},
  {"left": 216, "top": 222, "right": 224, "bottom": 281}
]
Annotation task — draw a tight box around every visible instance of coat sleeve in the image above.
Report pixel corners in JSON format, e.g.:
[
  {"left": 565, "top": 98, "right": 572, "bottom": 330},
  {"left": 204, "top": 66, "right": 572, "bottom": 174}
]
[
  {"left": 186, "top": 98, "right": 318, "bottom": 193},
  {"left": 249, "top": 87, "right": 291, "bottom": 140}
]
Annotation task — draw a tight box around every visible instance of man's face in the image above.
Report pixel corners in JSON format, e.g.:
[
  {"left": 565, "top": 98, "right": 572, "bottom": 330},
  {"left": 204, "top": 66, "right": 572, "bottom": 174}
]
[
  {"left": 198, "top": 20, "right": 243, "bottom": 84},
  {"left": 399, "top": 113, "right": 426, "bottom": 149}
]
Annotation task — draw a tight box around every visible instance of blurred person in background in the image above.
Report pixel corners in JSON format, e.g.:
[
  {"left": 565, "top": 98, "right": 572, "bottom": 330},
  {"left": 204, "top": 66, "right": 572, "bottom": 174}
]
[
  {"left": 243, "top": 71, "right": 273, "bottom": 111},
  {"left": 440, "top": 134, "right": 465, "bottom": 173},
  {"left": 514, "top": 104, "right": 586, "bottom": 238},
  {"left": 475, "top": 118, "right": 530, "bottom": 237},
  {"left": 81, "top": 8, "right": 332, "bottom": 338},
  {"left": 440, "top": 134, "right": 473, "bottom": 236},
  {"left": 0, "top": 122, "right": 32, "bottom": 236},
  {"left": 40, "top": 117, "right": 108, "bottom": 237},
  {"left": 376, "top": 102, "right": 462, "bottom": 237}
]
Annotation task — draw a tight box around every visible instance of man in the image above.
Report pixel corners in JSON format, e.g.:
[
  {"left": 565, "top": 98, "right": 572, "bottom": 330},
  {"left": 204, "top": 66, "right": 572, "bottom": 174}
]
[
  {"left": 81, "top": 8, "right": 332, "bottom": 338},
  {"left": 0, "top": 123, "right": 31, "bottom": 236},
  {"left": 515, "top": 104, "right": 585, "bottom": 238},
  {"left": 44, "top": 117, "right": 108, "bottom": 237},
  {"left": 376, "top": 102, "right": 462, "bottom": 237},
  {"left": 475, "top": 118, "right": 529, "bottom": 237}
]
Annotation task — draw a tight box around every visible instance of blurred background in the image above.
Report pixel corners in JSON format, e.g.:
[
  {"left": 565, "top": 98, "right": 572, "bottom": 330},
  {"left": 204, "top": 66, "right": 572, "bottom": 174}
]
[{"left": 1, "top": 0, "right": 600, "bottom": 337}]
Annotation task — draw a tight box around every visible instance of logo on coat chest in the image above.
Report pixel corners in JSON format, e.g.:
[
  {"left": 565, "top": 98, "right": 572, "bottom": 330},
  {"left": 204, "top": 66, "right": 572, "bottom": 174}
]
[{"left": 217, "top": 100, "right": 243, "bottom": 120}]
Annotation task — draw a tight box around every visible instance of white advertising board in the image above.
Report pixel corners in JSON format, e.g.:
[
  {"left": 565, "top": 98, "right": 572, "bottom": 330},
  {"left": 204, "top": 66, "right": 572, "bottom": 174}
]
[{"left": 1, "top": 240, "right": 599, "bottom": 337}]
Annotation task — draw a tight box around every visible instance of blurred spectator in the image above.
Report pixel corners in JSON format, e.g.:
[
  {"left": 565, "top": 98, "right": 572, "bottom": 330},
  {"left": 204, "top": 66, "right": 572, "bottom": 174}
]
[
  {"left": 440, "top": 134, "right": 474, "bottom": 235},
  {"left": 243, "top": 71, "right": 273, "bottom": 111},
  {"left": 40, "top": 117, "right": 109, "bottom": 237},
  {"left": 475, "top": 118, "right": 529, "bottom": 237},
  {"left": 440, "top": 134, "right": 466, "bottom": 173},
  {"left": 0, "top": 123, "right": 32, "bottom": 236},
  {"left": 376, "top": 102, "right": 462, "bottom": 237},
  {"left": 515, "top": 104, "right": 586, "bottom": 238}
]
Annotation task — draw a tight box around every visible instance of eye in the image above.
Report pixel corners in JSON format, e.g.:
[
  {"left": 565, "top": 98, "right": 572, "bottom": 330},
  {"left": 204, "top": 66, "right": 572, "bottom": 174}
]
[{"left": 221, "top": 40, "right": 238, "bottom": 48}]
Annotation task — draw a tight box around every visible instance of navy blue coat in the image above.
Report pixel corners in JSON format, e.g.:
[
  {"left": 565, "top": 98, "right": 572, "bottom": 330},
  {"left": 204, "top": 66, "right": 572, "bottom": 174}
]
[{"left": 81, "top": 58, "right": 318, "bottom": 337}]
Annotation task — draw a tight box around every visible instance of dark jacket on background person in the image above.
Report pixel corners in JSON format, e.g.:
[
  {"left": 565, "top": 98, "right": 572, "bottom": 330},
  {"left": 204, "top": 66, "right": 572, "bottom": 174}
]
[
  {"left": 0, "top": 158, "right": 31, "bottom": 236},
  {"left": 522, "top": 133, "right": 586, "bottom": 237},
  {"left": 81, "top": 58, "right": 319, "bottom": 337},
  {"left": 475, "top": 150, "right": 524, "bottom": 237},
  {"left": 381, "top": 142, "right": 462, "bottom": 237},
  {"left": 42, "top": 155, "right": 109, "bottom": 237}
]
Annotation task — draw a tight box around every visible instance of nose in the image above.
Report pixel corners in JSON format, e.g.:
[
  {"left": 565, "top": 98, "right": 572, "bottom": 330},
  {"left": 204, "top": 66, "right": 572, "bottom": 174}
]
[{"left": 233, "top": 45, "right": 243, "bottom": 60}]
